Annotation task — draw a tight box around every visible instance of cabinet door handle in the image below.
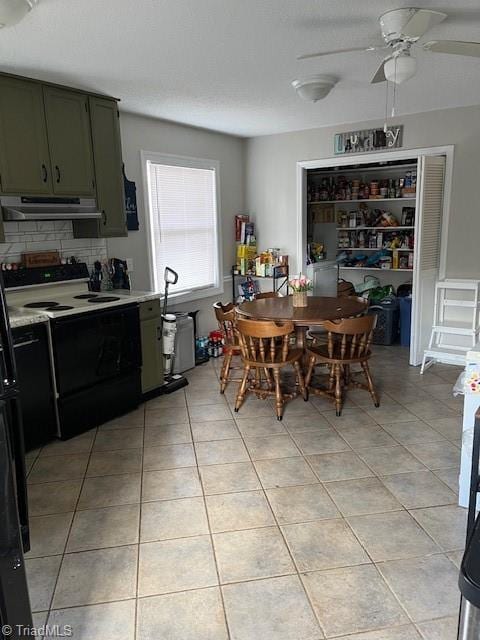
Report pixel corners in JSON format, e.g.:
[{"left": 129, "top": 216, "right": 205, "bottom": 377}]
[
  {"left": 41, "top": 164, "right": 48, "bottom": 183},
  {"left": 102, "top": 210, "right": 107, "bottom": 226},
  {"left": 55, "top": 165, "right": 61, "bottom": 183}
]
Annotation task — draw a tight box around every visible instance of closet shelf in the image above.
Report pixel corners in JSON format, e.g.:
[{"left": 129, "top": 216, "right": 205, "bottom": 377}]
[{"left": 309, "top": 197, "right": 416, "bottom": 205}]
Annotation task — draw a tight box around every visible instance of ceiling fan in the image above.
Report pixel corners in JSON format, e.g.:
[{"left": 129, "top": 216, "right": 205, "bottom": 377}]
[{"left": 298, "top": 7, "right": 480, "bottom": 85}]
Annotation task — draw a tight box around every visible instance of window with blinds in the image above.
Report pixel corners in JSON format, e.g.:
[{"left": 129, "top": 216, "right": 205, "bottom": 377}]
[{"left": 145, "top": 155, "right": 221, "bottom": 298}]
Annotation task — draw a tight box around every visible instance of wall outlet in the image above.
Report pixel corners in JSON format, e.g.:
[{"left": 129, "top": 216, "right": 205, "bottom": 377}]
[{"left": 126, "top": 258, "right": 134, "bottom": 272}]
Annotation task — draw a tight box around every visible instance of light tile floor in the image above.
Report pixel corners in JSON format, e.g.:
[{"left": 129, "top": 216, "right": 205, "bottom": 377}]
[{"left": 24, "top": 346, "right": 465, "bottom": 639}]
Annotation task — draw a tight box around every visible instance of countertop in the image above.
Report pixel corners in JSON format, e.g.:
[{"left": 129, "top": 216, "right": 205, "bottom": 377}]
[
  {"left": 9, "top": 309, "right": 50, "bottom": 328},
  {"left": 8, "top": 289, "right": 162, "bottom": 327},
  {"left": 113, "top": 289, "right": 162, "bottom": 303}
]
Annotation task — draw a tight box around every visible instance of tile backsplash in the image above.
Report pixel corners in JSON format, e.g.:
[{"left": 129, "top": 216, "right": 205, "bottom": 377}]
[{"left": 0, "top": 221, "right": 107, "bottom": 268}]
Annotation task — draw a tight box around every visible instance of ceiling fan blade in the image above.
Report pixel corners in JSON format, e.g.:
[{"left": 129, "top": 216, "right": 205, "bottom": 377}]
[
  {"left": 371, "top": 59, "right": 387, "bottom": 84},
  {"left": 297, "top": 45, "right": 384, "bottom": 61},
  {"left": 423, "top": 40, "right": 480, "bottom": 58},
  {"left": 401, "top": 9, "right": 447, "bottom": 39}
]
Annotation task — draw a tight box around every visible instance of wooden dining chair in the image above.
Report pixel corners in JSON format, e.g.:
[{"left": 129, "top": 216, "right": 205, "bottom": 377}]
[
  {"left": 305, "top": 314, "right": 379, "bottom": 416},
  {"left": 213, "top": 302, "right": 242, "bottom": 393},
  {"left": 235, "top": 318, "right": 307, "bottom": 420},
  {"left": 255, "top": 291, "right": 281, "bottom": 300},
  {"left": 338, "top": 279, "right": 355, "bottom": 297},
  {"left": 308, "top": 296, "right": 368, "bottom": 346}
]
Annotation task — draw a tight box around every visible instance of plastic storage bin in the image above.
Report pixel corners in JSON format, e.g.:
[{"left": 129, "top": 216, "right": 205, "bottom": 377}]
[
  {"left": 368, "top": 298, "right": 400, "bottom": 345},
  {"left": 399, "top": 296, "right": 412, "bottom": 347}
]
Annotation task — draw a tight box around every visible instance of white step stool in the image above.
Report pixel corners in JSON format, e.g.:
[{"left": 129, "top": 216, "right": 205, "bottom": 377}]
[{"left": 421, "top": 279, "right": 480, "bottom": 373}]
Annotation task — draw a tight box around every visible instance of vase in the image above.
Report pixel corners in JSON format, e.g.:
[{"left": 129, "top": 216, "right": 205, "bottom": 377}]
[{"left": 292, "top": 291, "right": 308, "bottom": 307}]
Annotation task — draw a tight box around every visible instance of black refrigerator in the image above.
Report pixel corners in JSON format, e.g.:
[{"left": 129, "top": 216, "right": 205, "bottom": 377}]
[{"left": 0, "top": 271, "right": 33, "bottom": 638}]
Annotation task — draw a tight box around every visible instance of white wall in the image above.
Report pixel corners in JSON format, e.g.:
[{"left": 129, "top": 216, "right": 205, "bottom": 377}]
[
  {"left": 245, "top": 104, "right": 480, "bottom": 279},
  {"left": 107, "top": 111, "right": 246, "bottom": 334}
]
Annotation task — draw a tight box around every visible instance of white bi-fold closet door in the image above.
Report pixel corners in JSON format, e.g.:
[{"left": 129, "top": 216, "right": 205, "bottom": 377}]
[{"left": 410, "top": 155, "right": 446, "bottom": 366}]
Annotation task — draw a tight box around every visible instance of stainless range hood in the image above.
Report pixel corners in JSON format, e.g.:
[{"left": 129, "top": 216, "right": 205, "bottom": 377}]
[{"left": 1, "top": 196, "right": 102, "bottom": 221}]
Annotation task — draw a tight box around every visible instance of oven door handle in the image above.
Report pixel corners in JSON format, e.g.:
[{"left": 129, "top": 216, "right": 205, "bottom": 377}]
[
  {"left": 13, "top": 339, "right": 39, "bottom": 350},
  {"left": 0, "top": 277, "right": 17, "bottom": 392}
]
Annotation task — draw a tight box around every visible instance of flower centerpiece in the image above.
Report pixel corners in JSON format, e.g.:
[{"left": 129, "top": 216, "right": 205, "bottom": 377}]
[{"left": 289, "top": 273, "right": 312, "bottom": 307}]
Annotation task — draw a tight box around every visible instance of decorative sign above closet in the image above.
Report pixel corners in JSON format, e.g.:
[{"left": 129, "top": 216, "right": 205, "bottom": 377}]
[{"left": 334, "top": 126, "right": 403, "bottom": 155}]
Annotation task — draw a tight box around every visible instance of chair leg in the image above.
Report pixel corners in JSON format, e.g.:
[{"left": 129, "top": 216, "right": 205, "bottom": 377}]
[
  {"left": 220, "top": 352, "right": 232, "bottom": 393},
  {"left": 234, "top": 365, "right": 250, "bottom": 413},
  {"left": 334, "top": 364, "right": 343, "bottom": 416},
  {"left": 361, "top": 361, "right": 379, "bottom": 408},
  {"left": 294, "top": 360, "right": 308, "bottom": 401},
  {"left": 254, "top": 367, "right": 261, "bottom": 389},
  {"left": 328, "top": 365, "right": 336, "bottom": 392},
  {"left": 272, "top": 368, "right": 284, "bottom": 420},
  {"left": 264, "top": 367, "right": 274, "bottom": 390},
  {"left": 305, "top": 355, "right": 316, "bottom": 388}
]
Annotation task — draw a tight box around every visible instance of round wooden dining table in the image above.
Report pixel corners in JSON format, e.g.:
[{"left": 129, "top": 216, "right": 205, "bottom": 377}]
[{"left": 237, "top": 295, "right": 367, "bottom": 349}]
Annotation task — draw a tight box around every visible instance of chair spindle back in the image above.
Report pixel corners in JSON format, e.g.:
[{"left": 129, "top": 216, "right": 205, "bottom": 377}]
[
  {"left": 213, "top": 302, "right": 237, "bottom": 347},
  {"left": 236, "top": 318, "right": 294, "bottom": 364},
  {"left": 323, "top": 315, "right": 377, "bottom": 361}
]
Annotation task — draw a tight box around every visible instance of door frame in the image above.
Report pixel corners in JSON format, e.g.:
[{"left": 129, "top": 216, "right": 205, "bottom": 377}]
[
  {"left": 296, "top": 145, "right": 454, "bottom": 277},
  {"left": 295, "top": 144, "right": 455, "bottom": 363}
]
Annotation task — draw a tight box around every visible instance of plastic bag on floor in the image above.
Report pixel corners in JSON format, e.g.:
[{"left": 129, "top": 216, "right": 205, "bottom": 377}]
[{"left": 454, "top": 371, "right": 466, "bottom": 396}]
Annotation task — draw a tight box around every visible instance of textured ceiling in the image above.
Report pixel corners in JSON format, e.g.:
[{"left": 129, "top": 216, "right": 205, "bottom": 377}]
[{"left": 0, "top": 0, "right": 480, "bottom": 136}]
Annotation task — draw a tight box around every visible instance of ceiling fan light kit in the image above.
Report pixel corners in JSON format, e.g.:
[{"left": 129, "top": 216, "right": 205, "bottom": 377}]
[
  {"left": 291, "top": 75, "right": 337, "bottom": 103},
  {"left": 384, "top": 53, "right": 417, "bottom": 84},
  {"left": 0, "top": 0, "right": 38, "bottom": 28}
]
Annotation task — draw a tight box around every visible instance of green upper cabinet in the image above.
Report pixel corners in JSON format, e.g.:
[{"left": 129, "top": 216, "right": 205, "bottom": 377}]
[
  {"left": 0, "top": 73, "right": 126, "bottom": 238},
  {"left": 43, "top": 87, "right": 95, "bottom": 196},
  {"left": 88, "top": 96, "right": 127, "bottom": 237},
  {"left": 0, "top": 76, "right": 52, "bottom": 194}
]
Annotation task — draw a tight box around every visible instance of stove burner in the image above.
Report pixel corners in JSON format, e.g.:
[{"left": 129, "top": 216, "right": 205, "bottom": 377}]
[
  {"left": 24, "top": 301, "right": 59, "bottom": 308},
  {"left": 46, "top": 305, "right": 74, "bottom": 311},
  {"left": 88, "top": 296, "right": 121, "bottom": 303},
  {"left": 73, "top": 294, "right": 99, "bottom": 300}
]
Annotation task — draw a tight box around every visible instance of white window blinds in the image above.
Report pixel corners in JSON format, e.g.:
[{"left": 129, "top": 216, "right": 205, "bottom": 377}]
[{"left": 147, "top": 160, "right": 219, "bottom": 295}]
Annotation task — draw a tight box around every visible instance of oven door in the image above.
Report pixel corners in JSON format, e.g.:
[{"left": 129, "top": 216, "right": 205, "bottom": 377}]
[{"left": 51, "top": 303, "right": 141, "bottom": 396}]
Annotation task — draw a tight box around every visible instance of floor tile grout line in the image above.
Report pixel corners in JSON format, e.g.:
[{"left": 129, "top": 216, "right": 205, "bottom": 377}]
[
  {"left": 184, "top": 385, "right": 233, "bottom": 640},
  {"left": 42, "top": 424, "right": 100, "bottom": 621},
  {"left": 27, "top": 529, "right": 466, "bottom": 562},
  {"left": 399, "top": 441, "right": 461, "bottom": 475},
  {"left": 133, "top": 401, "right": 147, "bottom": 640}
]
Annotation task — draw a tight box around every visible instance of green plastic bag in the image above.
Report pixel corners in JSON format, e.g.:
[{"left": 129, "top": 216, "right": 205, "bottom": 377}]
[{"left": 368, "top": 285, "right": 394, "bottom": 303}]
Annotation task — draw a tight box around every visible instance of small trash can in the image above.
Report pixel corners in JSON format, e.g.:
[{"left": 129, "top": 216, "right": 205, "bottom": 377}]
[
  {"left": 399, "top": 296, "right": 412, "bottom": 347},
  {"left": 458, "top": 515, "right": 480, "bottom": 639},
  {"left": 173, "top": 313, "right": 195, "bottom": 374}
]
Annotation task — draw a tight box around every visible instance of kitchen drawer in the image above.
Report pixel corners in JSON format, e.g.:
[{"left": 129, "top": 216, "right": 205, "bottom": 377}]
[{"left": 140, "top": 298, "right": 161, "bottom": 321}]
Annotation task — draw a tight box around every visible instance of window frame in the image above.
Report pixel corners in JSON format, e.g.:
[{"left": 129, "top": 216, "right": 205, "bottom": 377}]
[{"left": 141, "top": 150, "right": 223, "bottom": 304}]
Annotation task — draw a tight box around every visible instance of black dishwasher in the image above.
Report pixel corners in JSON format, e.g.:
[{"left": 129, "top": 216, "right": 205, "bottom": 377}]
[{"left": 13, "top": 324, "right": 56, "bottom": 451}]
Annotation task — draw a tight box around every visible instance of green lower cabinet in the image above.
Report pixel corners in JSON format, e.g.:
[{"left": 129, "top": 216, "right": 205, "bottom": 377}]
[{"left": 140, "top": 301, "right": 164, "bottom": 394}]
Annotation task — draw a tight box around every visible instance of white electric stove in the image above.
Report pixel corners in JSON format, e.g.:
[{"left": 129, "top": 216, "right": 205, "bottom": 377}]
[
  {"left": 8, "top": 281, "right": 136, "bottom": 318},
  {"left": 3, "top": 263, "right": 148, "bottom": 439}
]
